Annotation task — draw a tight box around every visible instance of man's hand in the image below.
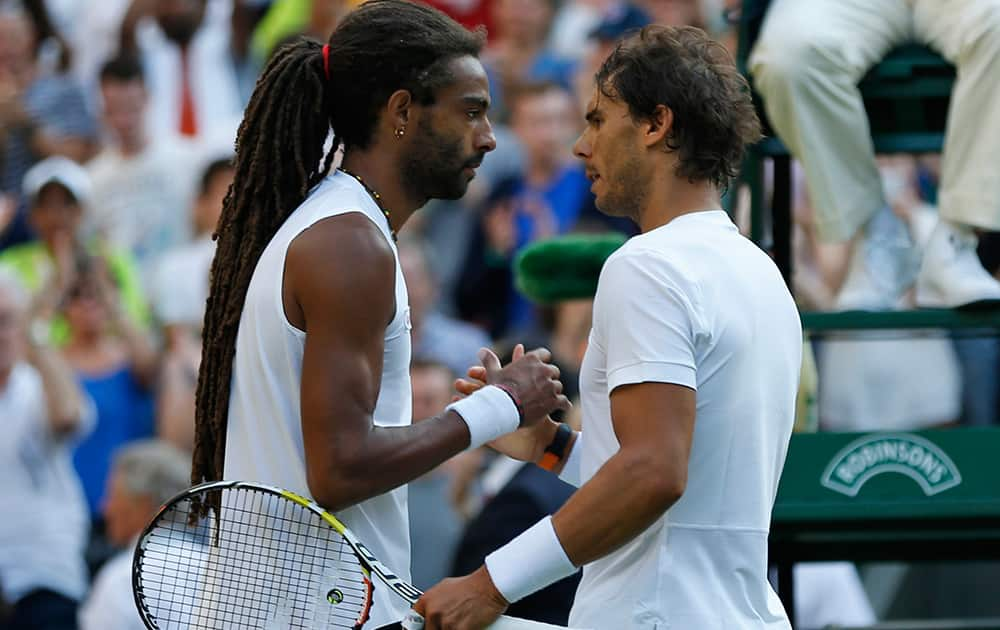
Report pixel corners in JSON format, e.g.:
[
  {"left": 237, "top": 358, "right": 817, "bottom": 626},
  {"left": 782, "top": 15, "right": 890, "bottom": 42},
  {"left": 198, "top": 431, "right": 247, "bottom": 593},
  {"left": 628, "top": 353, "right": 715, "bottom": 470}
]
[
  {"left": 479, "top": 345, "right": 569, "bottom": 426},
  {"left": 413, "top": 566, "right": 508, "bottom": 630},
  {"left": 488, "top": 416, "right": 560, "bottom": 463},
  {"left": 456, "top": 344, "right": 564, "bottom": 460}
]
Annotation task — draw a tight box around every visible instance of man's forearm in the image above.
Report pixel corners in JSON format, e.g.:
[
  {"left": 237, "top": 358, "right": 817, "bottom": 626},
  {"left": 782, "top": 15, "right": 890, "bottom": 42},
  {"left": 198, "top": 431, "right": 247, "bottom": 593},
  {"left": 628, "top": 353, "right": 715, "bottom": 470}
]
[{"left": 309, "top": 410, "right": 471, "bottom": 512}]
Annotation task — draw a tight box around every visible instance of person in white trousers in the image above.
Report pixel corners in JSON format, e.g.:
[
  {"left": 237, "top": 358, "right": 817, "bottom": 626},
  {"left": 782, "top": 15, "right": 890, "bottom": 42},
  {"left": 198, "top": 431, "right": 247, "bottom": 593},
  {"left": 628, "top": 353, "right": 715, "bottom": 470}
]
[{"left": 750, "top": 0, "right": 1000, "bottom": 310}]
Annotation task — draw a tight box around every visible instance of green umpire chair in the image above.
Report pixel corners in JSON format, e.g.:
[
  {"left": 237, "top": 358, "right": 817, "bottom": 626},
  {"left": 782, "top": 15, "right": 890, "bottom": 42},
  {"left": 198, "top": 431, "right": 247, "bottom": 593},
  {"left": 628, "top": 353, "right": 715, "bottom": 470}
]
[{"left": 732, "top": 4, "right": 1000, "bottom": 628}]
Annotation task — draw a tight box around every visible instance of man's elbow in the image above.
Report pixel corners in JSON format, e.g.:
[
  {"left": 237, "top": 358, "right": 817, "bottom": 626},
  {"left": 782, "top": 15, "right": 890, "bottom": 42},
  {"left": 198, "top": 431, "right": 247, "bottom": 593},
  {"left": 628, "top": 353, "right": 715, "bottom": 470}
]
[
  {"left": 646, "top": 473, "right": 686, "bottom": 508},
  {"left": 630, "top": 455, "right": 686, "bottom": 509},
  {"left": 306, "top": 460, "right": 373, "bottom": 513}
]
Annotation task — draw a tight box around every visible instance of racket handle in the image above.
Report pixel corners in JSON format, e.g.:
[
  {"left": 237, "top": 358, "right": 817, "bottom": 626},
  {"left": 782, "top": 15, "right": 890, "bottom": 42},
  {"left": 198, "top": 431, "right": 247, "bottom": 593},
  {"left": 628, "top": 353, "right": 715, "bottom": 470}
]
[{"left": 402, "top": 610, "right": 425, "bottom": 630}]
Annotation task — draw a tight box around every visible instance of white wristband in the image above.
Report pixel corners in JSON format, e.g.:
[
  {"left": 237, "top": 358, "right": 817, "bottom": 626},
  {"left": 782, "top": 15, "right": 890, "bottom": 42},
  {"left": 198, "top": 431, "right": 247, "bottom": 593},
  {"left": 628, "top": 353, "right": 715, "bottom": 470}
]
[
  {"left": 446, "top": 385, "right": 520, "bottom": 450},
  {"left": 557, "top": 431, "right": 583, "bottom": 488},
  {"left": 484, "top": 515, "right": 577, "bottom": 603}
]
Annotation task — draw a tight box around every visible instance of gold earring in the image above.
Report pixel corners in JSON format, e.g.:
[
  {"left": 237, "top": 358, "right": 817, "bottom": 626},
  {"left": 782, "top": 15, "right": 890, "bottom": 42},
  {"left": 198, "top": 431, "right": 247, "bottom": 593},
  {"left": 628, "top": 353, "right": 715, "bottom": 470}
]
[{"left": 395, "top": 126, "right": 406, "bottom": 139}]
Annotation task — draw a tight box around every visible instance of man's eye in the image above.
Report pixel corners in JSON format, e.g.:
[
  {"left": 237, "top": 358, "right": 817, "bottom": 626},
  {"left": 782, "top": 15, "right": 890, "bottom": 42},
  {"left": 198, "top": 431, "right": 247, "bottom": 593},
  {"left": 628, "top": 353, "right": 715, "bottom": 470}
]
[{"left": 467, "top": 110, "right": 480, "bottom": 120}]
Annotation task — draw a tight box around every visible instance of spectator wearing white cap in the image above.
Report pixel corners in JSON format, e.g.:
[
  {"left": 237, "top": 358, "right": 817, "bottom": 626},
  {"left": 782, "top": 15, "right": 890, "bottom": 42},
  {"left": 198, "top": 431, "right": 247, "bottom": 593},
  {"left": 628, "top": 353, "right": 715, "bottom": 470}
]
[
  {"left": 0, "top": 156, "right": 149, "bottom": 345},
  {"left": 78, "top": 439, "right": 191, "bottom": 630},
  {"left": 0, "top": 267, "right": 95, "bottom": 630}
]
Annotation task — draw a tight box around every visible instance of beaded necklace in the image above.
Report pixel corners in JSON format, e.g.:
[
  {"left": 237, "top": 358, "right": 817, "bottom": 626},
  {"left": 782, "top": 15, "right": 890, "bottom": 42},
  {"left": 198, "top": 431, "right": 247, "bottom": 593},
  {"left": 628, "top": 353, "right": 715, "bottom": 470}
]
[{"left": 338, "top": 167, "right": 397, "bottom": 241}]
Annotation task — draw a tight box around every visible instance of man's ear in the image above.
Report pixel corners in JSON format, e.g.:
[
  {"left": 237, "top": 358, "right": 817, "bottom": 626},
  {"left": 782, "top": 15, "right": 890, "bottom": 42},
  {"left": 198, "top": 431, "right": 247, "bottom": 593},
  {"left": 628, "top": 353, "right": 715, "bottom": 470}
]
[
  {"left": 386, "top": 89, "right": 413, "bottom": 136},
  {"left": 643, "top": 104, "right": 673, "bottom": 148}
]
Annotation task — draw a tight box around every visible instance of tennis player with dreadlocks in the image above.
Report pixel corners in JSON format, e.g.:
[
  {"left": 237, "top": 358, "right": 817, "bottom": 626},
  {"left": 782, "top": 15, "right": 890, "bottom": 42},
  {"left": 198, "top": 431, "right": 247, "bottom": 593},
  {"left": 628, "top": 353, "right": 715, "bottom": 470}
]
[{"left": 190, "top": 1, "right": 568, "bottom": 627}]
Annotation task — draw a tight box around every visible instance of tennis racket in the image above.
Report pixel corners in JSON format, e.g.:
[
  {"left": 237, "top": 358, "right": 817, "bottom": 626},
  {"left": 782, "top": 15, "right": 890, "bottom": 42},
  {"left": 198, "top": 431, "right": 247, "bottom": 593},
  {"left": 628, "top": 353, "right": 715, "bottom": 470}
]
[{"left": 132, "top": 480, "right": 578, "bottom": 630}]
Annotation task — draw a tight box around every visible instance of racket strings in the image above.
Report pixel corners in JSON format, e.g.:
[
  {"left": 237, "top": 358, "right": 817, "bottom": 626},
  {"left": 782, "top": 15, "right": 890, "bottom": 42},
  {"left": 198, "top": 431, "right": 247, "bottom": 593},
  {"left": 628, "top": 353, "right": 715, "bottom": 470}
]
[{"left": 136, "top": 487, "right": 371, "bottom": 629}]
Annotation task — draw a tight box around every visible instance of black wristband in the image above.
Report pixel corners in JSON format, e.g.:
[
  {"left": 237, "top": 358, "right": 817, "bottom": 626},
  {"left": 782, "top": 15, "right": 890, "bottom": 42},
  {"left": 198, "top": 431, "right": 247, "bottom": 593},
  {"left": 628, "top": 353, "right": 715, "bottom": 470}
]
[{"left": 544, "top": 422, "right": 573, "bottom": 460}]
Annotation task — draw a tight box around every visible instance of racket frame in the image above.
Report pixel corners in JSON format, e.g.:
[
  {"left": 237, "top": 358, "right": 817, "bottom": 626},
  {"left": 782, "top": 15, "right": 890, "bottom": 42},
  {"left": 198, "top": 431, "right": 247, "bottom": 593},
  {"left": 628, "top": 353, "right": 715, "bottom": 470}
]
[{"left": 132, "top": 480, "right": 424, "bottom": 629}]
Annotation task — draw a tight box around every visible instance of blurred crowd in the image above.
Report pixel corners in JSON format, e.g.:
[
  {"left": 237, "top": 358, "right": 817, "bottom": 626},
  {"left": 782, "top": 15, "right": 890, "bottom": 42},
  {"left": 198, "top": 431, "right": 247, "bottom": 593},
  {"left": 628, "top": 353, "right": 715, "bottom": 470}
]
[{"left": 1, "top": 0, "right": 999, "bottom": 629}]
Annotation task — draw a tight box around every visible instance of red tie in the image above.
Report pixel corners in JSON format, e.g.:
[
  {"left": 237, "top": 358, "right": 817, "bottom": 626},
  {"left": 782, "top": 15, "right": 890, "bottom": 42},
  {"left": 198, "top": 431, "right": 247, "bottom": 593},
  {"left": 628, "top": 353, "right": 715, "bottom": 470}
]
[{"left": 179, "top": 49, "right": 197, "bottom": 137}]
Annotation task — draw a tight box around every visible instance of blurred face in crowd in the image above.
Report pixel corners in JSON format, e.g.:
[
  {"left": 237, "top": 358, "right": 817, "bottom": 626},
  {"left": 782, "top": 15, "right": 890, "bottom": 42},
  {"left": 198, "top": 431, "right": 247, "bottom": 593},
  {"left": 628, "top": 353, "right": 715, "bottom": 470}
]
[
  {"left": 103, "top": 469, "right": 155, "bottom": 547},
  {"left": 411, "top": 363, "right": 455, "bottom": 423},
  {"left": 29, "top": 184, "right": 83, "bottom": 250},
  {"left": 401, "top": 56, "right": 496, "bottom": 202},
  {"left": 635, "top": 0, "right": 704, "bottom": 28},
  {"left": 0, "top": 282, "right": 24, "bottom": 380},
  {"left": 63, "top": 269, "right": 109, "bottom": 339},
  {"left": 100, "top": 77, "right": 148, "bottom": 151},
  {"left": 156, "top": 0, "right": 207, "bottom": 46},
  {"left": 511, "top": 85, "right": 577, "bottom": 172},
  {"left": 0, "top": 12, "right": 36, "bottom": 85},
  {"left": 573, "top": 85, "right": 647, "bottom": 220},
  {"left": 493, "top": 0, "right": 554, "bottom": 46},
  {"left": 194, "top": 165, "right": 234, "bottom": 235}
]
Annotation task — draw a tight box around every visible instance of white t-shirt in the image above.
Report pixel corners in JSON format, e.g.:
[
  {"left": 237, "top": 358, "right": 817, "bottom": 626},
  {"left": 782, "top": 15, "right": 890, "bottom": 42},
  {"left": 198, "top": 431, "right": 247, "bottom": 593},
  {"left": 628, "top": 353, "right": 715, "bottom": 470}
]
[
  {"left": 225, "top": 171, "right": 412, "bottom": 627},
  {"left": 570, "top": 211, "right": 802, "bottom": 629},
  {"left": 138, "top": 7, "right": 242, "bottom": 144},
  {"left": 149, "top": 234, "right": 216, "bottom": 327},
  {"left": 87, "top": 140, "right": 199, "bottom": 276},
  {"left": 0, "top": 362, "right": 94, "bottom": 603}
]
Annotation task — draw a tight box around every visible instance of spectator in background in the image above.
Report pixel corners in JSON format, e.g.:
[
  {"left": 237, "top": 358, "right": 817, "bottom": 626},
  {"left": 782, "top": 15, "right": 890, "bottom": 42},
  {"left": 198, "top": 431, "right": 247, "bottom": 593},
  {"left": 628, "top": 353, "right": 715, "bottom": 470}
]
[
  {"left": 448, "top": 455, "right": 581, "bottom": 625},
  {"left": 572, "top": 3, "right": 652, "bottom": 110},
  {"left": 120, "top": 0, "right": 242, "bottom": 146},
  {"left": 149, "top": 156, "right": 231, "bottom": 338},
  {"left": 750, "top": 0, "right": 1000, "bottom": 309},
  {"left": 457, "top": 82, "right": 612, "bottom": 338},
  {"left": 0, "top": 268, "right": 93, "bottom": 630},
  {"left": 0, "top": 5, "right": 97, "bottom": 249},
  {"left": 250, "top": 0, "right": 352, "bottom": 64},
  {"left": 0, "top": 157, "right": 149, "bottom": 344},
  {"left": 483, "top": 0, "right": 575, "bottom": 122},
  {"left": 87, "top": 54, "right": 199, "bottom": 279},
  {"left": 399, "top": 238, "right": 492, "bottom": 377},
  {"left": 150, "top": 156, "right": 233, "bottom": 451},
  {"left": 408, "top": 358, "right": 466, "bottom": 590},
  {"left": 548, "top": 0, "right": 619, "bottom": 63},
  {"left": 17, "top": 0, "right": 77, "bottom": 78},
  {"left": 423, "top": 0, "right": 495, "bottom": 38},
  {"left": 405, "top": 124, "right": 525, "bottom": 316},
  {"left": 449, "top": 385, "right": 581, "bottom": 627},
  {"left": 78, "top": 439, "right": 191, "bottom": 630},
  {"left": 229, "top": 0, "right": 271, "bottom": 105},
  {"left": 456, "top": 177, "right": 522, "bottom": 339},
  {"left": 634, "top": 0, "right": 707, "bottom": 30},
  {"left": 60, "top": 254, "right": 158, "bottom": 519}
]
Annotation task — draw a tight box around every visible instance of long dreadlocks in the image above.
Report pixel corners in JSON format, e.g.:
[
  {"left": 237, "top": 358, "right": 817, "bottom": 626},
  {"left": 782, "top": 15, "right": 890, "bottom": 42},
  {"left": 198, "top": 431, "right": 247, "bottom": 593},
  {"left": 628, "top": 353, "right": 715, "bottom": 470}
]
[{"left": 191, "top": 0, "right": 485, "bottom": 486}]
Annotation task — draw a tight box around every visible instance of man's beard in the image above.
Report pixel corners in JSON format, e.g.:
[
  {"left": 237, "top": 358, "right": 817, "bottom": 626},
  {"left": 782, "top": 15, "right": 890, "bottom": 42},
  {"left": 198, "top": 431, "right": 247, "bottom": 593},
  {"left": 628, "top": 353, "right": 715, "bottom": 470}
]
[
  {"left": 596, "top": 153, "right": 646, "bottom": 222},
  {"left": 401, "top": 118, "right": 481, "bottom": 202}
]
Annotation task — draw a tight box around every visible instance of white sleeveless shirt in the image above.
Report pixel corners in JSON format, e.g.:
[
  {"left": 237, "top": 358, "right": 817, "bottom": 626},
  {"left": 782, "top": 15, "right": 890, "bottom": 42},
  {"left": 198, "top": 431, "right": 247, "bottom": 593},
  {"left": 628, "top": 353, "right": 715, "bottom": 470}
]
[{"left": 224, "top": 170, "right": 412, "bottom": 627}]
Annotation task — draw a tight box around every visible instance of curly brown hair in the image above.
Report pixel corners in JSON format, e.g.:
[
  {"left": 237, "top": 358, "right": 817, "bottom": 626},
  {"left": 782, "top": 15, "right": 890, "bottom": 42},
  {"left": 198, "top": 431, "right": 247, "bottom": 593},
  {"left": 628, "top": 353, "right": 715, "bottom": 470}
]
[{"left": 595, "top": 25, "right": 761, "bottom": 190}]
